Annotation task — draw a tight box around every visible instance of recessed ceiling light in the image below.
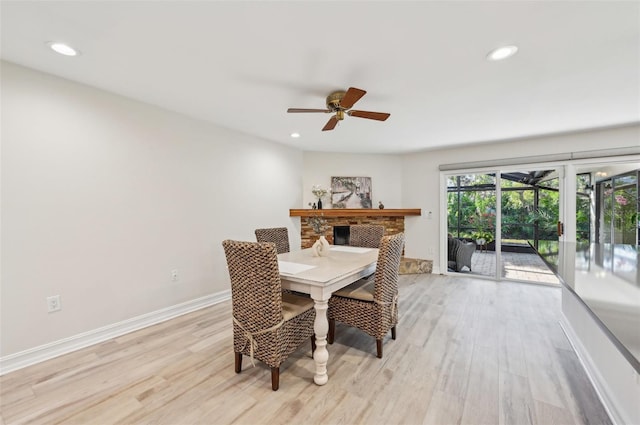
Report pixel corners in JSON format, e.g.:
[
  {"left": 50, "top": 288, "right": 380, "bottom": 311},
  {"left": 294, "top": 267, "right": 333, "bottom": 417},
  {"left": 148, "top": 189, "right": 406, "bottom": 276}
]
[
  {"left": 47, "top": 42, "right": 79, "bottom": 56},
  {"left": 290, "top": 132, "right": 300, "bottom": 138},
  {"left": 486, "top": 45, "right": 518, "bottom": 61}
]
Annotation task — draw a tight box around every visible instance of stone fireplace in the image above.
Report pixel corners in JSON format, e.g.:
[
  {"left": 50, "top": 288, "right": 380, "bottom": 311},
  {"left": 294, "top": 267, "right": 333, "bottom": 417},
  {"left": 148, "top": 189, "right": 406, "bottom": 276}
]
[
  {"left": 290, "top": 208, "right": 421, "bottom": 249},
  {"left": 290, "top": 208, "right": 432, "bottom": 274}
]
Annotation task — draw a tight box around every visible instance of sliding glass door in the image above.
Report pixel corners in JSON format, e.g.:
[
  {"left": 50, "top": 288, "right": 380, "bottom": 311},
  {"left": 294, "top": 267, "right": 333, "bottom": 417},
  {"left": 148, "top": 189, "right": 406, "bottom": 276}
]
[
  {"left": 444, "top": 160, "right": 639, "bottom": 283},
  {"left": 499, "top": 170, "right": 560, "bottom": 284},
  {"left": 445, "top": 168, "right": 562, "bottom": 284},
  {"left": 599, "top": 171, "right": 639, "bottom": 245},
  {"left": 446, "top": 173, "right": 496, "bottom": 278}
]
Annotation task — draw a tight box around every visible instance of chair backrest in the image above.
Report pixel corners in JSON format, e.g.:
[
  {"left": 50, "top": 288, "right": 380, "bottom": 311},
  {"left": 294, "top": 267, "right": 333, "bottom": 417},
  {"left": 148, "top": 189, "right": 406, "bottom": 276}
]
[
  {"left": 373, "top": 233, "right": 405, "bottom": 303},
  {"left": 254, "top": 227, "right": 290, "bottom": 254},
  {"left": 350, "top": 225, "right": 385, "bottom": 248},
  {"left": 222, "top": 240, "right": 283, "bottom": 332}
]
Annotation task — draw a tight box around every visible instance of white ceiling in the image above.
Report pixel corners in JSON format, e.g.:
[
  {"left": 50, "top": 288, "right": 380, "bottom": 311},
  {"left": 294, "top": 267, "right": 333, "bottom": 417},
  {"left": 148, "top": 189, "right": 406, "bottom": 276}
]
[{"left": 2, "top": 1, "right": 639, "bottom": 154}]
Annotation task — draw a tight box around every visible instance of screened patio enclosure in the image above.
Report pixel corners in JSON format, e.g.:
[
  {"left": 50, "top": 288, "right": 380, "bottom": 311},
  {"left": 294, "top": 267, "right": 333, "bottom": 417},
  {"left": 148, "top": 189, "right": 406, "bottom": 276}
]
[
  {"left": 447, "top": 170, "right": 564, "bottom": 250},
  {"left": 447, "top": 166, "right": 639, "bottom": 282},
  {"left": 446, "top": 169, "right": 563, "bottom": 283}
]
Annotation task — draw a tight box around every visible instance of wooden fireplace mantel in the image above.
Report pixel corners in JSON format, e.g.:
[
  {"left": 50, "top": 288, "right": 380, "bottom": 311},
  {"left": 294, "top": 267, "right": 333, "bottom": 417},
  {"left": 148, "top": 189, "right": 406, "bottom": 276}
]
[
  {"left": 289, "top": 208, "right": 421, "bottom": 218},
  {"left": 293, "top": 208, "right": 420, "bottom": 248}
]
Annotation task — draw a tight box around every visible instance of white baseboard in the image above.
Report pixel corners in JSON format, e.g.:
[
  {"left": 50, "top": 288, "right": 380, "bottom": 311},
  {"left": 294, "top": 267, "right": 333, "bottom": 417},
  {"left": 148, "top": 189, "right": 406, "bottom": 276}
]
[
  {"left": 0, "top": 290, "right": 231, "bottom": 376},
  {"left": 559, "top": 315, "right": 626, "bottom": 425}
]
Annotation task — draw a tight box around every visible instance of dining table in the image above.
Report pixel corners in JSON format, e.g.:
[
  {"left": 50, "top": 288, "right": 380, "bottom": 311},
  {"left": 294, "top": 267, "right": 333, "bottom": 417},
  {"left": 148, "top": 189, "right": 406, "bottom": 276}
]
[{"left": 277, "top": 245, "right": 379, "bottom": 385}]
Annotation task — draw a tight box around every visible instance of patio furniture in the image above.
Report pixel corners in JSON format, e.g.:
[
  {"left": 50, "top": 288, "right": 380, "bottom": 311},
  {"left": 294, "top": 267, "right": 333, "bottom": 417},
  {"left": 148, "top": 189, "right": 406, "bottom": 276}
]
[{"left": 448, "top": 234, "right": 475, "bottom": 272}]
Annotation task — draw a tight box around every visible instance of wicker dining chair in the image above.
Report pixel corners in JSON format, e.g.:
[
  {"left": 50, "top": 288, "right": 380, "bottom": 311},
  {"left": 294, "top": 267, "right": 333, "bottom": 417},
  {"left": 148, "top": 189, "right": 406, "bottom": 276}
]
[
  {"left": 222, "top": 240, "right": 316, "bottom": 391},
  {"left": 327, "top": 232, "right": 405, "bottom": 358},
  {"left": 254, "top": 226, "right": 308, "bottom": 297},
  {"left": 255, "top": 227, "right": 290, "bottom": 254},
  {"left": 349, "top": 224, "right": 385, "bottom": 248}
]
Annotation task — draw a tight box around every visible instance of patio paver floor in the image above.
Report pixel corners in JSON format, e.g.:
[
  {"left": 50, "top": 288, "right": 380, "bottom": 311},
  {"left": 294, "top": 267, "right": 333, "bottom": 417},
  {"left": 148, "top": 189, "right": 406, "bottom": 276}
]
[{"left": 464, "top": 250, "right": 560, "bottom": 285}]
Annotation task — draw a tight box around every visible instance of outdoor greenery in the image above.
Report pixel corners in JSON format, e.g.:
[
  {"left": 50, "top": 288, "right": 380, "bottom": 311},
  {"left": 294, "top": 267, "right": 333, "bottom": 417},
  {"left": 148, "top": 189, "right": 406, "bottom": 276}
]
[
  {"left": 447, "top": 170, "right": 638, "bottom": 273},
  {"left": 576, "top": 173, "right": 592, "bottom": 241},
  {"left": 602, "top": 172, "right": 638, "bottom": 244},
  {"left": 447, "top": 173, "right": 564, "bottom": 245},
  {"left": 448, "top": 171, "right": 640, "bottom": 249},
  {"left": 447, "top": 174, "right": 496, "bottom": 241}
]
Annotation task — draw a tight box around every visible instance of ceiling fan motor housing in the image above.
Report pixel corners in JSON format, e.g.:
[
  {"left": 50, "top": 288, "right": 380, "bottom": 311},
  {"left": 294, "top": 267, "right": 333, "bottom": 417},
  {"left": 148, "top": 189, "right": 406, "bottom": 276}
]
[{"left": 326, "top": 91, "right": 347, "bottom": 111}]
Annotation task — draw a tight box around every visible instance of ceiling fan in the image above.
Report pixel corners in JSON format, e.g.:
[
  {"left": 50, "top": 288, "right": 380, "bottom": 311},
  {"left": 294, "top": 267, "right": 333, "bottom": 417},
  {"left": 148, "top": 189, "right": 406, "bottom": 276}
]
[{"left": 287, "top": 87, "right": 390, "bottom": 131}]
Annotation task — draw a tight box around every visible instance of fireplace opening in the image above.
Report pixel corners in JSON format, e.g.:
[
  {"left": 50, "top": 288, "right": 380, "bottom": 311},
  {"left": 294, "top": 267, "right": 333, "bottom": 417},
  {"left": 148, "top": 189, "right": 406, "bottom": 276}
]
[{"left": 333, "top": 226, "right": 350, "bottom": 246}]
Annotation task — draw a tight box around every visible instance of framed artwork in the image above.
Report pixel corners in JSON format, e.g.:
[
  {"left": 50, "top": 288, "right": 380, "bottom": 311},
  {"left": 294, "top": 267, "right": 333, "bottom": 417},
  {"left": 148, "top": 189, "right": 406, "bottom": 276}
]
[{"left": 331, "top": 176, "right": 372, "bottom": 209}]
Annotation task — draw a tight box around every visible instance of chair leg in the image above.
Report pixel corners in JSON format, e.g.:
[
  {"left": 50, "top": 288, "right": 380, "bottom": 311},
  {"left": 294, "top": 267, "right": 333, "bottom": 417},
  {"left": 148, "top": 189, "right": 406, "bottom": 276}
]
[
  {"left": 328, "top": 318, "right": 335, "bottom": 344},
  {"left": 271, "top": 367, "right": 280, "bottom": 391},
  {"left": 376, "top": 339, "right": 383, "bottom": 358},
  {"left": 311, "top": 335, "right": 316, "bottom": 353},
  {"left": 234, "top": 352, "right": 242, "bottom": 373},
  {"left": 391, "top": 326, "right": 397, "bottom": 340}
]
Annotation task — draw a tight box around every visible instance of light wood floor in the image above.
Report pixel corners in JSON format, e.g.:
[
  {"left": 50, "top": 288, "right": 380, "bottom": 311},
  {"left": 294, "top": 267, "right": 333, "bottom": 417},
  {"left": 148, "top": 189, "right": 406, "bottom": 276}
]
[{"left": 1, "top": 274, "right": 612, "bottom": 425}]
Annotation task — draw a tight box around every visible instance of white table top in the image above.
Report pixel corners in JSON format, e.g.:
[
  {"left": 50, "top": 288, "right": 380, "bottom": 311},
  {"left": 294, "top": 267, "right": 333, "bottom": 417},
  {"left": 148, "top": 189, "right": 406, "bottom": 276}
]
[{"left": 278, "top": 246, "right": 378, "bottom": 287}]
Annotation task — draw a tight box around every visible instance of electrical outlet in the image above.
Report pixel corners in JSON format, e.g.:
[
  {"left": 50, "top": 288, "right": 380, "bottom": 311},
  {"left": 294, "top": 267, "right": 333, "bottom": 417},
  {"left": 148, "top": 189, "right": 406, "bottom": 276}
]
[
  {"left": 427, "top": 247, "right": 435, "bottom": 255},
  {"left": 171, "top": 269, "right": 179, "bottom": 281},
  {"left": 47, "top": 295, "right": 61, "bottom": 313}
]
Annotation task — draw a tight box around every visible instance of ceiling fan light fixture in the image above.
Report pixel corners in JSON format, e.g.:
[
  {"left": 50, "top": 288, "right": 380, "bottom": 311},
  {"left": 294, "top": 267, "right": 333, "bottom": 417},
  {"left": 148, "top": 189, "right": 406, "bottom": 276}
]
[
  {"left": 486, "top": 45, "right": 518, "bottom": 61},
  {"left": 47, "top": 42, "right": 79, "bottom": 56}
]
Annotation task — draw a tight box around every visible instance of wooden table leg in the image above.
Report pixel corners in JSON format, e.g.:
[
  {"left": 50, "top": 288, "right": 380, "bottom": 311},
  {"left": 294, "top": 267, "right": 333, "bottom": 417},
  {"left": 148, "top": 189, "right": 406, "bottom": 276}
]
[{"left": 311, "top": 297, "right": 329, "bottom": 385}]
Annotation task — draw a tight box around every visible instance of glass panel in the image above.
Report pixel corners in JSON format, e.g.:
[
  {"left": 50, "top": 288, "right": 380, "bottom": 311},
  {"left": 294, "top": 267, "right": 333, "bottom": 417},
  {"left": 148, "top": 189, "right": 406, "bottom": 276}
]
[
  {"left": 537, "top": 185, "right": 560, "bottom": 241},
  {"left": 446, "top": 173, "right": 495, "bottom": 277},
  {"left": 601, "top": 180, "right": 613, "bottom": 243},
  {"left": 500, "top": 170, "right": 560, "bottom": 284},
  {"left": 613, "top": 173, "right": 638, "bottom": 244},
  {"left": 501, "top": 180, "right": 534, "bottom": 241},
  {"left": 536, "top": 183, "right": 560, "bottom": 275},
  {"left": 599, "top": 171, "right": 639, "bottom": 245},
  {"left": 577, "top": 173, "right": 592, "bottom": 195},
  {"left": 576, "top": 173, "right": 591, "bottom": 243},
  {"left": 613, "top": 174, "right": 637, "bottom": 186}
]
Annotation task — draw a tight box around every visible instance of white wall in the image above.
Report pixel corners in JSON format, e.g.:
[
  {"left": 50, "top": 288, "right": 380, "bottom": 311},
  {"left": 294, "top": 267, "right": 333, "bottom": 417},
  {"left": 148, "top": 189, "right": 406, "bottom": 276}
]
[
  {"left": 302, "top": 152, "right": 404, "bottom": 209},
  {"left": 1, "top": 61, "right": 303, "bottom": 357}
]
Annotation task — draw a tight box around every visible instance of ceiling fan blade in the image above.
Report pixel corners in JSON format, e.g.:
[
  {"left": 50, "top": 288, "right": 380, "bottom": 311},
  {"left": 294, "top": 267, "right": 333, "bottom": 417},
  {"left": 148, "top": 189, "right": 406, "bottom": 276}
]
[
  {"left": 287, "top": 108, "right": 331, "bottom": 113},
  {"left": 340, "top": 87, "right": 367, "bottom": 109},
  {"left": 348, "top": 110, "right": 390, "bottom": 121},
  {"left": 322, "top": 116, "right": 339, "bottom": 131}
]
